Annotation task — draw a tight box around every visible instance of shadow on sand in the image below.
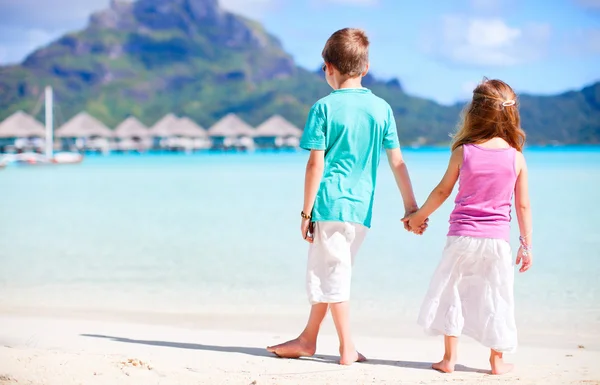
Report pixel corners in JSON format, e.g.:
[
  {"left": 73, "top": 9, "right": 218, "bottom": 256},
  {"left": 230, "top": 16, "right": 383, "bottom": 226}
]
[{"left": 81, "top": 333, "right": 488, "bottom": 374}]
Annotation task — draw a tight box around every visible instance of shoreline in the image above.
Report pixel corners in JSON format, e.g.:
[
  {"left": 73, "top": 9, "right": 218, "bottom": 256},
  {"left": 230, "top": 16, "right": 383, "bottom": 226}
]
[
  {"left": 1, "top": 305, "right": 598, "bottom": 352},
  {"left": 1, "top": 314, "right": 599, "bottom": 385}
]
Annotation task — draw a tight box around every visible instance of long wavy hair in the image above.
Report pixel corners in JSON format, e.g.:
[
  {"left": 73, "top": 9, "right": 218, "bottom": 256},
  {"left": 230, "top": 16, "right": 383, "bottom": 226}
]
[{"left": 452, "top": 78, "right": 526, "bottom": 152}]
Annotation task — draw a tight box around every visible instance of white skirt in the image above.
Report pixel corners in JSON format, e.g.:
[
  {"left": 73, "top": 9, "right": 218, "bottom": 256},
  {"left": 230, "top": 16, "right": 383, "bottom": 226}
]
[{"left": 418, "top": 236, "right": 518, "bottom": 353}]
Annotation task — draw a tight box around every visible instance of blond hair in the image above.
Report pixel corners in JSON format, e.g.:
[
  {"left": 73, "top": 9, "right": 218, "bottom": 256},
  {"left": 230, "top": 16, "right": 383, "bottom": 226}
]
[
  {"left": 452, "top": 78, "right": 526, "bottom": 152},
  {"left": 322, "top": 28, "right": 369, "bottom": 77}
]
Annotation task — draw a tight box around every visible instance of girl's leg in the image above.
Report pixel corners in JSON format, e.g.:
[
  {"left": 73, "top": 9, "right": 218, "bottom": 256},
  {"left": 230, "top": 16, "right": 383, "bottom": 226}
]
[
  {"left": 433, "top": 335, "right": 459, "bottom": 373},
  {"left": 330, "top": 301, "right": 365, "bottom": 365},
  {"left": 267, "top": 303, "right": 327, "bottom": 358},
  {"left": 490, "top": 349, "right": 514, "bottom": 375}
]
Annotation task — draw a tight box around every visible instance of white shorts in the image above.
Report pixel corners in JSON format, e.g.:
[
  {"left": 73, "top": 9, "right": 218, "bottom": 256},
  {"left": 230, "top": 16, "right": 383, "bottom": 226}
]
[
  {"left": 418, "top": 236, "right": 518, "bottom": 353},
  {"left": 306, "top": 221, "right": 368, "bottom": 304}
]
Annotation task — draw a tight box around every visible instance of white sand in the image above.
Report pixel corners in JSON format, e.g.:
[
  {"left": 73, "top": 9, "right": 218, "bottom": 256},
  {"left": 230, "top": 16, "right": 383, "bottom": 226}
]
[{"left": 1, "top": 314, "right": 599, "bottom": 385}]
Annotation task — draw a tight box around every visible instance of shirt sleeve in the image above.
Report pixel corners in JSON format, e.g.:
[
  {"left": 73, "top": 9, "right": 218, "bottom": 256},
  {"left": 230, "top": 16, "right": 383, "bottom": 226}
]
[
  {"left": 300, "top": 103, "right": 327, "bottom": 151},
  {"left": 383, "top": 107, "right": 400, "bottom": 150}
]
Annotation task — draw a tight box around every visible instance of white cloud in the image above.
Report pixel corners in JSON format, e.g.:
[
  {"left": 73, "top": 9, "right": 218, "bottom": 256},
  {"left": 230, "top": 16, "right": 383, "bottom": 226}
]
[
  {"left": 564, "top": 28, "right": 600, "bottom": 55},
  {"left": 0, "top": 27, "right": 56, "bottom": 64},
  {"left": 324, "top": 0, "right": 378, "bottom": 5},
  {"left": 461, "top": 80, "right": 479, "bottom": 98},
  {"left": 573, "top": 0, "right": 600, "bottom": 9},
  {"left": 469, "top": 0, "right": 504, "bottom": 13},
  {"left": 220, "top": 0, "right": 278, "bottom": 18},
  {"left": 422, "top": 15, "right": 551, "bottom": 67},
  {"left": 0, "top": 0, "right": 109, "bottom": 29}
]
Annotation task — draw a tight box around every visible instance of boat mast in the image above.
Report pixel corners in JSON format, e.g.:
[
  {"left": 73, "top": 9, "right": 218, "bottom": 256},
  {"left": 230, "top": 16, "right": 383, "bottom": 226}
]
[{"left": 45, "top": 86, "right": 53, "bottom": 159}]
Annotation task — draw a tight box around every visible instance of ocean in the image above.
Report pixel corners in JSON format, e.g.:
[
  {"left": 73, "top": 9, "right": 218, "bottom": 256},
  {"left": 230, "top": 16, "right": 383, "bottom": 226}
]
[{"left": 1, "top": 147, "right": 599, "bottom": 349}]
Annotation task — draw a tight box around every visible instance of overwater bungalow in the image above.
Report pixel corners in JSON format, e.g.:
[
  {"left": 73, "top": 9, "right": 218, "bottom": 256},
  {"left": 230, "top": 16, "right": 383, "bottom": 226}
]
[
  {"left": 207, "top": 113, "right": 255, "bottom": 150},
  {"left": 0, "top": 111, "right": 46, "bottom": 153},
  {"left": 149, "top": 114, "right": 179, "bottom": 150},
  {"left": 149, "top": 114, "right": 210, "bottom": 151},
  {"left": 55, "top": 111, "right": 114, "bottom": 152},
  {"left": 113, "top": 116, "right": 151, "bottom": 152},
  {"left": 254, "top": 115, "right": 303, "bottom": 149},
  {"left": 172, "top": 117, "right": 211, "bottom": 151},
  {"left": 55, "top": 112, "right": 113, "bottom": 153}
]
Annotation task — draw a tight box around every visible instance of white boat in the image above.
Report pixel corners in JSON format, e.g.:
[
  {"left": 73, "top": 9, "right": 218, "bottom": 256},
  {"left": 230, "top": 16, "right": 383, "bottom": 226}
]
[
  {"left": 45, "top": 86, "right": 84, "bottom": 164},
  {"left": 1, "top": 86, "right": 84, "bottom": 167}
]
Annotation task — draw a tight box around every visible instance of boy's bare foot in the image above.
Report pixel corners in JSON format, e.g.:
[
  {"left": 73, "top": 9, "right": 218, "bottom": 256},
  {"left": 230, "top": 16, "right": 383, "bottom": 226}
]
[
  {"left": 490, "top": 357, "right": 514, "bottom": 375},
  {"left": 432, "top": 359, "right": 456, "bottom": 373},
  {"left": 339, "top": 347, "right": 367, "bottom": 366},
  {"left": 266, "top": 338, "right": 316, "bottom": 359}
]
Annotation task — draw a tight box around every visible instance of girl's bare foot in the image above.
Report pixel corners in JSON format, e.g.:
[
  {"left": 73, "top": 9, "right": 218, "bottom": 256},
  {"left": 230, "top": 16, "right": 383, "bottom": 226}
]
[
  {"left": 490, "top": 357, "right": 514, "bottom": 375},
  {"left": 432, "top": 359, "right": 456, "bottom": 373},
  {"left": 266, "top": 337, "right": 316, "bottom": 358},
  {"left": 339, "top": 347, "right": 367, "bottom": 366},
  {"left": 490, "top": 349, "right": 514, "bottom": 375}
]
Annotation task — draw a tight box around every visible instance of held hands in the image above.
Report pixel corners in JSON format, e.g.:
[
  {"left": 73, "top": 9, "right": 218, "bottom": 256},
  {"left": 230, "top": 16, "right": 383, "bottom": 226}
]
[{"left": 401, "top": 210, "right": 429, "bottom": 235}]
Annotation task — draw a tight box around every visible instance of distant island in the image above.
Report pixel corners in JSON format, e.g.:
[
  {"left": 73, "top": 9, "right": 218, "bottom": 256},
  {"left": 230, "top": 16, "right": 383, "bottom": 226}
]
[{"left": 0, "top": 0, "right": 598, "bottom": 145}]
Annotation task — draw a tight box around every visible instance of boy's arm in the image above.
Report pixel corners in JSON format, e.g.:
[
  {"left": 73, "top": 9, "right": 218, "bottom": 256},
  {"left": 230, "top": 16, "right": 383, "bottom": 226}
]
[
  {"left": 386, "top": 148, "right": 418, "bottom": 215},
  {"left": 406, "top": 147, "right": 462, "bottom": 227},
  {"left": 515, "top": 152, "right": 533, "bottom": 272},
  {"left": 303, "top": 150, "right": 325, "bottom": 215},
  {"left": 301, "top": 150, "right": 325, "bottom": 242}
]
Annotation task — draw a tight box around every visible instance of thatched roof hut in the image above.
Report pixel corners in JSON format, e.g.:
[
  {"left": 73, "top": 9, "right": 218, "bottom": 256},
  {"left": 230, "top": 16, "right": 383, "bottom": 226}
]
[
  {"left": 0, "top": 111, "right": 45, "bottom": 138},
  {"left": 254, "top": 115, "right": 302, "bottom": 138},
  {"left": 55, "top": 112, "right": 113, "bottom": 138},
  {"left": 149, "top": 114, "right": 179, "bottom": 137},
  {"left": 172, "top": 117, "right": 207, "bottom": 138},
  {"left": 113, "top": 116, "right": 150, "bottom": 139},
  {"left": 208, "top": 113, "right": 255, "bottom": 138}
]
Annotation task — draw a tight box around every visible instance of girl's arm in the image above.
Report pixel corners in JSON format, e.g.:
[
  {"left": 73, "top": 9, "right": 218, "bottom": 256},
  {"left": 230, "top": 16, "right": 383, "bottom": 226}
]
[
  {"left": 301, "top": 150, "right": 325, "bottom": 242},
  {"left": 405, "top": 147, "right": 462, "bottom": 229},
  {"left": 515, "top": 151, "right": 533, "bottom": 272}
]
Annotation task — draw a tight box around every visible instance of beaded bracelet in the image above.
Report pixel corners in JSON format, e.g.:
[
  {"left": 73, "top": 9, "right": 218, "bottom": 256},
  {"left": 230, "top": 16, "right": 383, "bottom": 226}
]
[
  {"left": 519, "top": 235, "right": 532, "bottom": 257},
  {"left": 301, "top": 211, "right": 312, "bottom": 220}
]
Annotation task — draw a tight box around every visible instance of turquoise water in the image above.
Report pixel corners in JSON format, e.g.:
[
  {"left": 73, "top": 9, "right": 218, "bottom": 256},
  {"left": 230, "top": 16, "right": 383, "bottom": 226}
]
[{"left": 1, "top": 148, "right": 599, "bottom": 348}]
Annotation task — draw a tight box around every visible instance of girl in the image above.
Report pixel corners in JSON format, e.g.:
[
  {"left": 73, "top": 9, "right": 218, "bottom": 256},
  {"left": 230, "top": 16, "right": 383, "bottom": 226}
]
[{"left": 404, "top": 78, "right": 533, "bottom": 375}]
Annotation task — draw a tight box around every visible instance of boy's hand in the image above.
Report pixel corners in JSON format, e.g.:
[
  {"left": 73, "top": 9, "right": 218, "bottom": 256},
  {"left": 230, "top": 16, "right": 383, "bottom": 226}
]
[
  {"left": 516, "top": 246, "right": 532, "bottom": 273},
  {"left": 301, "top": 218, "right": 314, "bottom": 243},
  {"left": 401, "top": 212, "right": 429, "bottom": 235},
  {"left": 402, "top": 208, "right": 418, "bottom": 232}
]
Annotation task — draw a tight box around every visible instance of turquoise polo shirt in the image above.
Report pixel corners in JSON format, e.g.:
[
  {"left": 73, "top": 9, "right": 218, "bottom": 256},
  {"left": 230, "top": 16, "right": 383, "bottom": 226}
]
[{"left": 300, "top": 88, "right": 400, "bottom": 228}]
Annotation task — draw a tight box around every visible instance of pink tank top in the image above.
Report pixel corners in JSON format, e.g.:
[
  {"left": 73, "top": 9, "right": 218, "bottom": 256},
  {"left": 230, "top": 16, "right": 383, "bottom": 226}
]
[{"left": 448, "top": 144, "right": 517, "bottom": 242}]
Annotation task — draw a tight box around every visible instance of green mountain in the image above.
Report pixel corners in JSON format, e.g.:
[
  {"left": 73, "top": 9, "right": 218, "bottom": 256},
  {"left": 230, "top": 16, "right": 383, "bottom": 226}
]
[{"left": 0, "top": 0, "right": 598, "bottom": 144}]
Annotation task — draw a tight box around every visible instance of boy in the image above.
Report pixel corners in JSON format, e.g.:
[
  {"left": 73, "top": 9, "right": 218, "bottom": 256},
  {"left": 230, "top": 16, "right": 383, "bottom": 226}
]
[{"left": 267, "top": 28, "right": 421, "bottom": 365}]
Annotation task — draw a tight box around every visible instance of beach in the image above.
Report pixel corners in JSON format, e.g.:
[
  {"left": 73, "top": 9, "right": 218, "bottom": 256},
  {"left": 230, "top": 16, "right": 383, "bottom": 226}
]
[
  {"left": 1, "top": 149, "right": 599, "bottom": 384},
  {"left": 1, "top": 314, "right": 599, "bottom": 385}
]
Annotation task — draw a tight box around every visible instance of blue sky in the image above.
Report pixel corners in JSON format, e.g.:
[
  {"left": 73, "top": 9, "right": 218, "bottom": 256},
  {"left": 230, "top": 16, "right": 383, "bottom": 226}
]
[{"left": 0, "top": 0, "right": 598, "bottom": 104}]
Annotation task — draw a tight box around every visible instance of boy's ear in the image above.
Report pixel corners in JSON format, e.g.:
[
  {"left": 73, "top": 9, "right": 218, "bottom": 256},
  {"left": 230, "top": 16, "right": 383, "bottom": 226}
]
[
  {"left": 326, "top": 62, "right": 335, "bottom": 76},
  {"left": 361, "top": 62, "right": 370, "bottom": 77}
]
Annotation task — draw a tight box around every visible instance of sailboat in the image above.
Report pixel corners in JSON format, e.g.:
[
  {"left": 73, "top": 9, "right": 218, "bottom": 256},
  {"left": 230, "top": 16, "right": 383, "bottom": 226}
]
[
  {"left": 1, "top": 86, "right": 83, "bottom": 166},
  {"left": 46, "top": 86, "right": 83, "bottom": 164}
]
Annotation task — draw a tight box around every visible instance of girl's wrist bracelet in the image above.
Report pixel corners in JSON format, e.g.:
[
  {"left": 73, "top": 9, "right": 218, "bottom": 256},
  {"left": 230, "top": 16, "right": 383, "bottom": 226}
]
[{"left": 301, "top": 211, "right": 312, "bottom": 220}]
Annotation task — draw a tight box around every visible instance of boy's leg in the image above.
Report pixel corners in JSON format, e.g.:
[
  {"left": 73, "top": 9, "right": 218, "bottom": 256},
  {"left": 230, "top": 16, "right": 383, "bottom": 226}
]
[
  {"left": 489, "top": 349, "right": 514, "bottom": 375},
  {"left": 266, "top": 303, "right": 327, "bottom": 358},
  {"left": 329, "top": 223, "right": 367, "bottom": 365},
  {"left": 330, "top": 301, "right": 366, "bottom": 365},
  {"left": 433, "top": 335, "right": 458, "bottom": 373}
]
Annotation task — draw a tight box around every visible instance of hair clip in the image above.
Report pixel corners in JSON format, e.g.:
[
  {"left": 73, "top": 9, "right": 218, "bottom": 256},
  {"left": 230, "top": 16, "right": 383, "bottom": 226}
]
[{"left": 502, "top": 100, "right": 516, "bottom": 107}]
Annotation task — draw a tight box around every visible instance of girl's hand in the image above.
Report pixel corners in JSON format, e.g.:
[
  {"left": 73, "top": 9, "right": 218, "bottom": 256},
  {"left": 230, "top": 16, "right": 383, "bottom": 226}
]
[
  {"left": 516, "top": 246, "right": 532, "bottom": 273},
  {"left": 301, "top": 218, "right": 314, "bottom": 243},
  {"left": 401, "top": 213, "right": 429, "bottom": 235}
]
